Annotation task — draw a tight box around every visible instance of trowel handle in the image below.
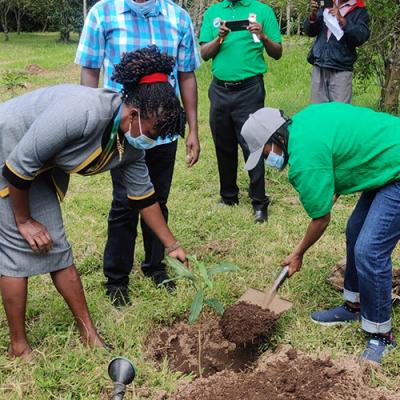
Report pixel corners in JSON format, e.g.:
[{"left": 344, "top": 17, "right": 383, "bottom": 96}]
[{"left": 270, "top": 266, "right": 289, "bottom": 295}]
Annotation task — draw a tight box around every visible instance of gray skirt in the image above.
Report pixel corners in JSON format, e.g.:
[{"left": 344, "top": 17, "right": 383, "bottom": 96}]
[{"left": 0, "top": 174, "right": 73, "bottom": 277}]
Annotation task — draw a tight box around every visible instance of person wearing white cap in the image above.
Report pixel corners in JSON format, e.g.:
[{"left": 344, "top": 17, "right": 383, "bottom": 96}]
[{"left": 241, "top": 102, "right": 400, "bottom": 364}]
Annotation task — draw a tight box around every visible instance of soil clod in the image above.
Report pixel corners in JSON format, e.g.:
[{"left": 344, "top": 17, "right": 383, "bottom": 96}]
[
  {"left": 220, "top": 302, "right": 279, "bottom": 344},
  {"left": 147, "top": 316, "right": 259, "bottom": 378}
]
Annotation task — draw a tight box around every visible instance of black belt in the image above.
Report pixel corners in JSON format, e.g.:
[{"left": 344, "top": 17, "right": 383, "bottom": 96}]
[{"left": 213, "top": 74, "right": 262, "bottom": 90}]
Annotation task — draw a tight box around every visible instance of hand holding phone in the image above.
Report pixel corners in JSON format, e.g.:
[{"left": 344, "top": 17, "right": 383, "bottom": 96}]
[
  {"left": 218, "top": 21, "right": 230, "bottom": 37},
  {"left": 224, "top": 19, "right": 250, "bottom": 32}
]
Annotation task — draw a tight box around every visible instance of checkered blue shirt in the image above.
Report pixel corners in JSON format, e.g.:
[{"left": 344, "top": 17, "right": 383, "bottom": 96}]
[{"left": 75, "top": 0, "right": 200, "bottom": 93}]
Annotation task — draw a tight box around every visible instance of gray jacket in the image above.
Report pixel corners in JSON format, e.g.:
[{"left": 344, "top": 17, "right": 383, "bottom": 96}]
[{"left": 0, "top": 84, "right": 155, "bottom": 208}]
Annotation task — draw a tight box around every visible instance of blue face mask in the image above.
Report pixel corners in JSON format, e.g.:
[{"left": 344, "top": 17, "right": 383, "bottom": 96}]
[
  {"left": 125, "top": 133, "right": 158, "bottom": 150},
  {"left": 265, "top": 145, "right": 285, "bottom": 170},
  {"left": 127, "top": 0, "right": 157, "bottom": 17},
  {"left": 125, "top": 111, "right": 158, "bottom": 150}
]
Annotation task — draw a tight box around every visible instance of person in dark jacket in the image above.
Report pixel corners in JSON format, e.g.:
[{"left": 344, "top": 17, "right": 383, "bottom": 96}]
[{"left": 304, "top": 0, "right": 369, "bottom": 104}]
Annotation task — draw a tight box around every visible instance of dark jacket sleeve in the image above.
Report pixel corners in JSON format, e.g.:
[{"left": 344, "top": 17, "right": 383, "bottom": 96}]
[
  {"left": 119, "top": 150, "right": 157, "bottom": 210},
  {"left": 343, "top": 8, "right": 370, "bottom": 48},
  {"left": 303, "top": 10, "right": 324, "bottom": 37}
]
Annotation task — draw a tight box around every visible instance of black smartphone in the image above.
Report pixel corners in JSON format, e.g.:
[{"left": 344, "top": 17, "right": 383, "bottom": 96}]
[
  {"left": 319, "top": 0, "right": 334, "bottom": 8},
  {"left": 225, "top": 19, "right": 250, "bottom": 32}
]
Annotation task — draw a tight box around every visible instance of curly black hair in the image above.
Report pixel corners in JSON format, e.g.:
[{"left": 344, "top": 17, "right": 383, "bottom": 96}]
[{"left": 111, "top": 45, "right": 186, "bottom": 139}]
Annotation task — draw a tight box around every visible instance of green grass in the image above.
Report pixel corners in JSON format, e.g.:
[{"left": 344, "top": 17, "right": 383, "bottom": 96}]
[{"left": 0, "top": 33, "right": 398, "bottom": 399}]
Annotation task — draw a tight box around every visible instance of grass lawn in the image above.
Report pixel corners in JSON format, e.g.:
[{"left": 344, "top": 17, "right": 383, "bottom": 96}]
[{"left": 0, "top": 32, "right": 399, "bottom": 399}]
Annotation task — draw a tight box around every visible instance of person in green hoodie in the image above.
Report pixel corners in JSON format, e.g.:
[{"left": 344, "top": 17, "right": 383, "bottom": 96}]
[{"left": 240, "top": 102, "right": 400, "bottom": 364}]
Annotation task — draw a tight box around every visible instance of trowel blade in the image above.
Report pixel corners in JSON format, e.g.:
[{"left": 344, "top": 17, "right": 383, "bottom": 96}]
[{"left": 238, "top": 288, "right": 292, "bottom": 316}]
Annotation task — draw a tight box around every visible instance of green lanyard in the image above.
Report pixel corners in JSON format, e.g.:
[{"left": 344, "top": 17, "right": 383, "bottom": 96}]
[
  {"left": 81, "top": 105, "right": 123, "bottom": 176},
  {"left": 104, "top": 105, "right": 122, "bottom": 155}
]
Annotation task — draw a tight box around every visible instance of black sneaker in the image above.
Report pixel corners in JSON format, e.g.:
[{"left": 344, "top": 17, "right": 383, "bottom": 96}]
[
  {"left": 143, "top": 268, "right": 176, "bottom": 292},
  {"left": 107, "top": 287, "right": 131, "bottom": 308}
]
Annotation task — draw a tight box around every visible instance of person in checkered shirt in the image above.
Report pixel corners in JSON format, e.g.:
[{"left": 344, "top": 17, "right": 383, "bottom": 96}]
[{"left": 75, "top": 0, "right": 200, "bottom": 308}]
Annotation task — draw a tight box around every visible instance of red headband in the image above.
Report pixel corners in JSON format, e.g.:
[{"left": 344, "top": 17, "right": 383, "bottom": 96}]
[{"left": 138, "top": 73, "right": 169, "bottom": 84}]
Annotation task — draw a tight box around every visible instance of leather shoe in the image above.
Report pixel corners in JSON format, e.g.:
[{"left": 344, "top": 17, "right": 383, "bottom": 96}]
[
  {"left": 107, "top": 287, "right": 131, "bottom": 308},
  {"left": 254, "top": 208, "right": 268, "bottom": 224}
]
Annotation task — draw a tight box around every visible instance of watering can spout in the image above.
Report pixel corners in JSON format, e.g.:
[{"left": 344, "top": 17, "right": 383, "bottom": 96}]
[{"left": 108, "top": 357, "right": 136, "bottom": 400}]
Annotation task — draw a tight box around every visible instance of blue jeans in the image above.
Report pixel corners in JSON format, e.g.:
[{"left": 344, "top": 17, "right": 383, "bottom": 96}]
[{"left": 344, "top": 181, "right": 400, "bottom": 334}]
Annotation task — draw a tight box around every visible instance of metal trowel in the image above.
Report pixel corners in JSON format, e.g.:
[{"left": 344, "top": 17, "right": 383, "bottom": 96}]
[{"left": 238, "top": 266, "right": 292, "bottom": 316}]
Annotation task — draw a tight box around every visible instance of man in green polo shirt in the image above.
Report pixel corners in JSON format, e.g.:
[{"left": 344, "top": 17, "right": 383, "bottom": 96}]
[
  {"left": 199, "top": 0, "right": 282, "bottom": 223},
  {"left": 240, "top": 102, "right": 400, "bottom": 364}
]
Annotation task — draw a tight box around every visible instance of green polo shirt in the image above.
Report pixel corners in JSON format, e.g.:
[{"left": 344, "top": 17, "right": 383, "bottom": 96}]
[
  {"left": 287, "top": 103, "right": 400, "bottom": 218},
  {"left": 199, "top": 0, "right": 282, "bottom": 81}
]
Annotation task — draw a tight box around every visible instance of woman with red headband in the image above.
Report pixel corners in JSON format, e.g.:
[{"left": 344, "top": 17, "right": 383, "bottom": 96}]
[{"left": 0, "top": 46, "right": 187, "bottom": 358}]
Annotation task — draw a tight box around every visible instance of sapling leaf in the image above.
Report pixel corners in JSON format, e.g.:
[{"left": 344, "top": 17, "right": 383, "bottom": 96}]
[
  {"left": 188, "top": 289, "right": 204, "bottom": 324},
  {"left": 205, "top": 298, "right": 224, "bottom": 316},
  {"left": 207, "top": 262, "right": 240, "bottom": 277},
  {"left": 198, "top": 260, "right": 213, "bottom": 290},
  {"left": 158, "top": 276, "right": 182, "bottom": 287},
  {"left": 165, "top": 256, "right": 195, "bottom": 280}
]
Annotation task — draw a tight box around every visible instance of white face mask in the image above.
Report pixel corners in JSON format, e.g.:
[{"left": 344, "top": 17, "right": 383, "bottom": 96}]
[
  {"left": 265, "top": 144, "right": 285, "bottom": 170},
  {"left": 124, "top": 111, "right": 158, "bottom": 150}
]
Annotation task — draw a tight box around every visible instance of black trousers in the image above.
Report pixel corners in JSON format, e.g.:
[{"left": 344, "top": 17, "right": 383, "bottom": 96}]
[
  {"left": 208, "top": 76, "right": 269, "bottom": 209},
  {"left": 103, "top": 140, "right": 178, "bottom": 290}
]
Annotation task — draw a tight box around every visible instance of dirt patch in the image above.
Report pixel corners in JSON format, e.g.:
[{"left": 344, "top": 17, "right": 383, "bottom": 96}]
[
  {"left": 327, "top": 258, "right": 400, "bottom": 301},
  {"left": 147, "top": 316, "right": 259, "bottom": 378},
  {"left": 194, "top": 239, "right": 237, "bottom": 257},
  {"left": 170, "top": 346, "right": 400, "bottom": 400},
  {"left": 220, "top": 302, "right": 278, "bottom": 344},
  {"left": 25, "top": 64, "right": 46, "bottom": 75}
]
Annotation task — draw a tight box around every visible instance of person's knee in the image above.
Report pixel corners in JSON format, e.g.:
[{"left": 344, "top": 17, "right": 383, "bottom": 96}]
[
  {"left": 51, "top": 265, "right": 80, "bottom": 281},
  {"left": 354, "top": 237, "right": 391, "bottom": 275},
  {"left": 109, "top": 200, "right": 136, "bottom": 223}
]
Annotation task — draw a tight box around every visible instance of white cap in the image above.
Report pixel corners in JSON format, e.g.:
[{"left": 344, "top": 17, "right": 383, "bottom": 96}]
[{"left": 241, "top": 107, "right": 287, "bottom": 170}]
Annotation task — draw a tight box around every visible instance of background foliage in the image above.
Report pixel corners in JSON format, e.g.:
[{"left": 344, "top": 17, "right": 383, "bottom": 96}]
[{"left": 1, "top": 0, "right": 398, "bottom": 111}]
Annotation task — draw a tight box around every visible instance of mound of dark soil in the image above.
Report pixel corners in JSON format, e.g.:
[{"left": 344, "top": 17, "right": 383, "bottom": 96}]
[
  {"left": 220, "top": 302, "right": 278, "bottom": 344},
  {"left": 25, "top": 64, "right": 46, "bottom": 75},
  {"left": 147, "top": 316, "right": 259, "bottom": 378},
  {"left": 170, "top": 346, "right": 400, "bottom": 400}
]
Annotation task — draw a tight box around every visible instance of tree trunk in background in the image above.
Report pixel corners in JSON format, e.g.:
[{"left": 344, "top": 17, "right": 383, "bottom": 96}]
[
  {"left": 381, "top": 39, "right": 400, "bottom": 113},
  {"left": 60, "top": 30, "right": 70, "bottom": 43},
  {"left": 286, "top": 1, "right": 291, "bottom": 36},
  {"left": 0, "top": 0, "right": 11, "bottom": 41},
  {"left": 83, "top": 0, "right": 87, "bottom": 20},
  {"left": 297, "top": 13, "right": 301, "bottom": 35},
  {"left": 42, "top": 16, "right": 49, "bottom": 32},
  {"left": 278, "top": 2, "right": 284, "bottom": 30},
  {"left": 13, "top": 8, "right": 22, "bottom": 34}
]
